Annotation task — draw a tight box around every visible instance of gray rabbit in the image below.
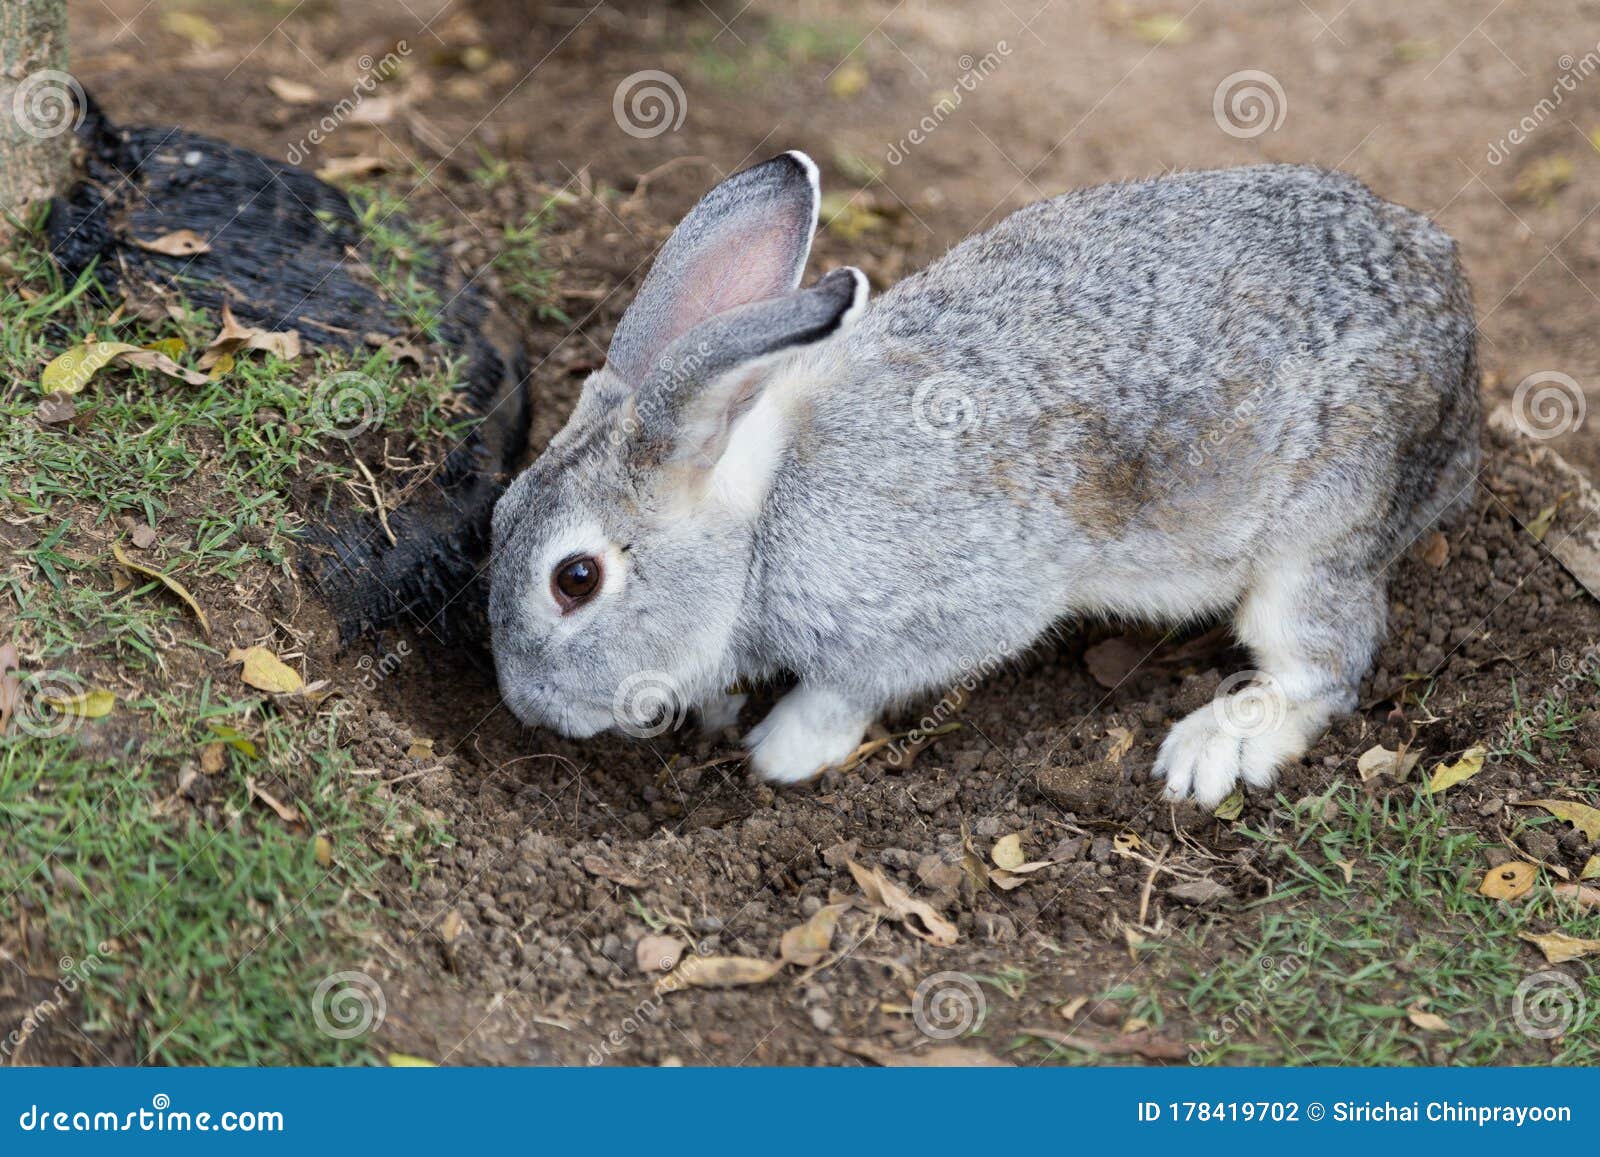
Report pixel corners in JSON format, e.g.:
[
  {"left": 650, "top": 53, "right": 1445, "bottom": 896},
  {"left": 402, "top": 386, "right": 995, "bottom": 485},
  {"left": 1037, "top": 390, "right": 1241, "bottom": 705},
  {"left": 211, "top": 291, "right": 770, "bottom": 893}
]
[{"left": 489, "top": 152, "right": 1479, "bottom": 806}]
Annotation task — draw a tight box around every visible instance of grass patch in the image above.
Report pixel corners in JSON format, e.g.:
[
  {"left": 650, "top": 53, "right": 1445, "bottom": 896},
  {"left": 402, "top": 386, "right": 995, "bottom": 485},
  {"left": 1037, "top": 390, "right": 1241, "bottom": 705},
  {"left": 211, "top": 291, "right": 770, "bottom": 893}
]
[
  {"left": 1175, "top": 786, "right": 1600, "bottom": 1065},
  {"left": 0, "top": 226, "right": 454, "bottom": 1063}
]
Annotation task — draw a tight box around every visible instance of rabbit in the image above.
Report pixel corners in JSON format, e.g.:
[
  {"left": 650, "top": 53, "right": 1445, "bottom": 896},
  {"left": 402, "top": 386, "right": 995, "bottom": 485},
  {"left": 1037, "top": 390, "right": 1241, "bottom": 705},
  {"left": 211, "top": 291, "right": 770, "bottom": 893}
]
[{"left": 488, "top": 151, "right": 1479, "bottom": 807}]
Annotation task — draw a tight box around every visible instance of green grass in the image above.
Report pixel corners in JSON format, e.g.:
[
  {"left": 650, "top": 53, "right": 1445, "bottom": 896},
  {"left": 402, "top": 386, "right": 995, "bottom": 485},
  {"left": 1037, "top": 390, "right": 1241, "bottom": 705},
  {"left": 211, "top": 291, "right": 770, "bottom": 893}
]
[
  {"left": 0, "top": 226, "right": 456, "bottom": 1063},
  {"left": 1173, "top": 786, "right": 1600, "bottom": 1065}
]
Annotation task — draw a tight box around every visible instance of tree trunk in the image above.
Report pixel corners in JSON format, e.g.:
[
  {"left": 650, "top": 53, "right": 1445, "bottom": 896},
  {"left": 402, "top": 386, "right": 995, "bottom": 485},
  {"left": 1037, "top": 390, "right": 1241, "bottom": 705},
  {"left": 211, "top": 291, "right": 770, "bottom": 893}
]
[{"left": 0, "top": 0, "right": 71, "bottom": 231}]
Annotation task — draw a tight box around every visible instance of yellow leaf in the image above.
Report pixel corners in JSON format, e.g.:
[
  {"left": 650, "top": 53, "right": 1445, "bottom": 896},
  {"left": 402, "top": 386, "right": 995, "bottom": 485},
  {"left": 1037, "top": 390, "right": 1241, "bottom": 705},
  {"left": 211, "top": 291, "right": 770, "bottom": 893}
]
[
  {"left": 406, "top": 737, "right": 435, "bottom": 760},
  {"left": 1129, "top": 13, "right": 1193, "bottom": 44},
  {"left": 1526, "top": 501, "right": 1560, "bottom": 542},
  {"left": 991, "top": 833, "right": 1026, "bottom": 871},
  {"left": 1213, "top": 789, "right": 1244, "bottom": 821},
  {"left": 1518, "top": 799, "right": 1600, "bottom": 841},
  {"left": 206, "top": 352, "right": 235, "bottom": 381},
  {"left": 658, "top": 955, "right": 781, "bottom": 992},
  {"left": 829, "top": 61, "right": 868, "bottom": 99},
  {"left": 1427, "top": 745, "right": 1486, "bottom": 793},
  {"left": 1519, "top": 929, "right": 1600, "bottom": 964},
  {"left": 113, "top": 544, "right": 210, "bottom": 636},
  {"left": 1582, "top": 855, "right": 1600, "bottom": 881},
  {"left": 143, "top": 338, "right": 187, "bottom": 359},
  {"left": 43, "top": 688, "right": 115, "bottom": 718},
  {"left": 779, "top": 904, "right": 843, "bottom": 967},
  {"left": 41, "top": 342, "right": 141, "bottom": 395},
  {"left": 314, "top": 835, "right": 333, "bottom": 867},
  {"left": 1479, "top": 861, "right": 1536, "bottom": 901},
  {"left": 161, "top": 11, "right": 220, "bottom": 49},
  {"left": 228, "top": 646, "right": 304, "bottom": 694},
  {"left": 386, "top": 1053, "right": 437, "bottom": 1067}
]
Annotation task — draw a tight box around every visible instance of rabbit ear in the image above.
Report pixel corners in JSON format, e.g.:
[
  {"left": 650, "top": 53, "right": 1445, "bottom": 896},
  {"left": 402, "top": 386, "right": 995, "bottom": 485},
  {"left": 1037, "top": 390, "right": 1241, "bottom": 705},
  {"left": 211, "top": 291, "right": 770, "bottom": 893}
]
[
  {"left": 605, "top": 151, "right": 820, "bottom": 390},
  {"left": 637, "top": 266, "right": 868, "bottom": 513}
]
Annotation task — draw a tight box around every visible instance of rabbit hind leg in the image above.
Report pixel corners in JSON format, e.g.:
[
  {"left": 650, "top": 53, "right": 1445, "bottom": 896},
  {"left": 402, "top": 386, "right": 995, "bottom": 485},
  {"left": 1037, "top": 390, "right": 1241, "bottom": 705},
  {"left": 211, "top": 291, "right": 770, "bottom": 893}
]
[{"left": 1152, "top": 552, "right": 1385, "bottom": 806}]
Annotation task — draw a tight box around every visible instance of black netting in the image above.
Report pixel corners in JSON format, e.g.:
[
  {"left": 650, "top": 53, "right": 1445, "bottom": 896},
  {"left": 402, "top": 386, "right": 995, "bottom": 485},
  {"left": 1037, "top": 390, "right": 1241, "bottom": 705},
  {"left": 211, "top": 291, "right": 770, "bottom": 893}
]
[{"left": 47, "top": 93, "right": 531, "bottom": 644}]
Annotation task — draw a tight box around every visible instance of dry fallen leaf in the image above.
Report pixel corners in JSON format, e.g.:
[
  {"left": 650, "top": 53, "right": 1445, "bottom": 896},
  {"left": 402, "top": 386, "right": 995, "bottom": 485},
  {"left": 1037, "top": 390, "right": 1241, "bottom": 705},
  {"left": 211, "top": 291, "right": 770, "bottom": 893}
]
[
  {"left": 1358, "top": 744, "right": 1421, "bottom": 783},
  {"left": 246, "top": 776, "right": 303, "bottom": 826},
  {"left": 113, "top": 544, "right": 210, "bottom": 635},
  {"left": 1427, "top": 745, "right": 1486, "bottom": 793},
  {"left": 1582, "top": 856, "right": 1600, "bottom": 882},
  {"left": 317, "top": 155, "right": 394, "bottom": 183},
  {"left": 1552, "top": 882, "right": 1600, "bottom": 910},
  {"left": 834, "top": 1038, "right": 1011, "bottom": 1067},
  {"left": 779, "top": 904, "right": 844, "bottom": 967},
  {"left": 1021, "top": 1026, "right": 1189, "bottom": 1061},
  {"left": 846, "top": 860, "right": 958, "bottom": 946},
  {"left": 1104, "top": 725, "right": 1135, "bottom": 763},
  {"left": 406, "top": 737, "right": 435, "bottom": 760},
  {"left": 1479, "top": 862, "right": 1536, "bottom": 901},
  {"left": 660, "top": 955, "right": 781, "bottom": 991},
  {"left": 635, "top": 935, "right": 687, "bottom": 974},
  {"left": 1419, "top": 531, "right": 1450, "bottom": 568},
  {"left": 129, "top": 524, "right": 158, "bottom": 550},
  {"left": 36, "top": 392, "right": 76, "bottom": 425},
  {"left": 439, "top": 909, "right": 465, "bottom": 947},
  {"left": 1519, "top": 929, "right": 1600, "bottom": 964},
  {"left": 198, "top": 301, "right": 302, "bottom": 369},
  {"left": 228, "top": 646, "right": 304, "bottom": 694},
  {"left": 1518, "top": 799, "right": 1600, "bottom": 841},
  {"left": 130, "top": 229, "right": 211, "bottom": 257},
  {"left": 0, "top": 642, "right": 18, "bottom": 735},
  {"left": 199, "top": 742, "right": 226, "bottom": 775},
  {"left": 1083, "top": 636, "right": 1145, "bottom": 689},
  {"left": 991, "top": 833, "right": 1026, "bottom": 871},
  {"left": 267, "top": 76, "right": 318, "bottom": 104},
  {"left": 1407, "top": 1007, "right": 1451, "bottom": 1033},
  {"left": 579, "top": 855, "right": 646, "bottom": 889}
]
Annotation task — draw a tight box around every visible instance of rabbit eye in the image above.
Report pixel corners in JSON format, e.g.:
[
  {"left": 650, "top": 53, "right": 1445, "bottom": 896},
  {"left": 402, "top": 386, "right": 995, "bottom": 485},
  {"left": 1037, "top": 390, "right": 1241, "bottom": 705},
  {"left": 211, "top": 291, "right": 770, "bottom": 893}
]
[{"left": 551, "top": 554, "right": 603, "bottom": 611}]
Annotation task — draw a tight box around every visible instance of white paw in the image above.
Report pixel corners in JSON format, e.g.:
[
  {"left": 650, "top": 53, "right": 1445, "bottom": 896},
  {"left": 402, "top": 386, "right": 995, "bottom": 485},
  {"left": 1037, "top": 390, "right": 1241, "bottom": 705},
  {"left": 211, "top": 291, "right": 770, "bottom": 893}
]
[
  {"left": 1151, "top": 702, "right": 1293, "bottom": 808},
  {"left": 746, "top": 688, "right": 868, "bottom": 784},
  {"left": 696, "top": 691, "right": 748, "bottom": 734}
]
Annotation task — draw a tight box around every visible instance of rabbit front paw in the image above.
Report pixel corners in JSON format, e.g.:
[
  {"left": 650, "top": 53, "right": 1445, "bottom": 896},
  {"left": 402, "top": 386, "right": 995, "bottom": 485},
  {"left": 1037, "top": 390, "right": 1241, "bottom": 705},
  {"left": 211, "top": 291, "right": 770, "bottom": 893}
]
[{"left": 746, "top": 687, "right": 869, "bottom": 784}]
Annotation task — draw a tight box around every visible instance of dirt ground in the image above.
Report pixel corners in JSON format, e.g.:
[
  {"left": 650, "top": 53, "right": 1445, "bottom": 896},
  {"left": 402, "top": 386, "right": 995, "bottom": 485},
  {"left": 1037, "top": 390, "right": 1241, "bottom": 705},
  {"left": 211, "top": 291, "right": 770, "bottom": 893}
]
[{"left": 24, "top": 0, "right": 1600, "bottom": 1064}]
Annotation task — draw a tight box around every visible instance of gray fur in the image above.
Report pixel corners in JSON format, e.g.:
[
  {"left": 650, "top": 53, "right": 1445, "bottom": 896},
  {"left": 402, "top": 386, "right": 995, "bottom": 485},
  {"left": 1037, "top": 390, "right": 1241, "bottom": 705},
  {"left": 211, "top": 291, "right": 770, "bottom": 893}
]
[{"left": 490, "top": 155, "right": 1480, "bottom": 806}]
